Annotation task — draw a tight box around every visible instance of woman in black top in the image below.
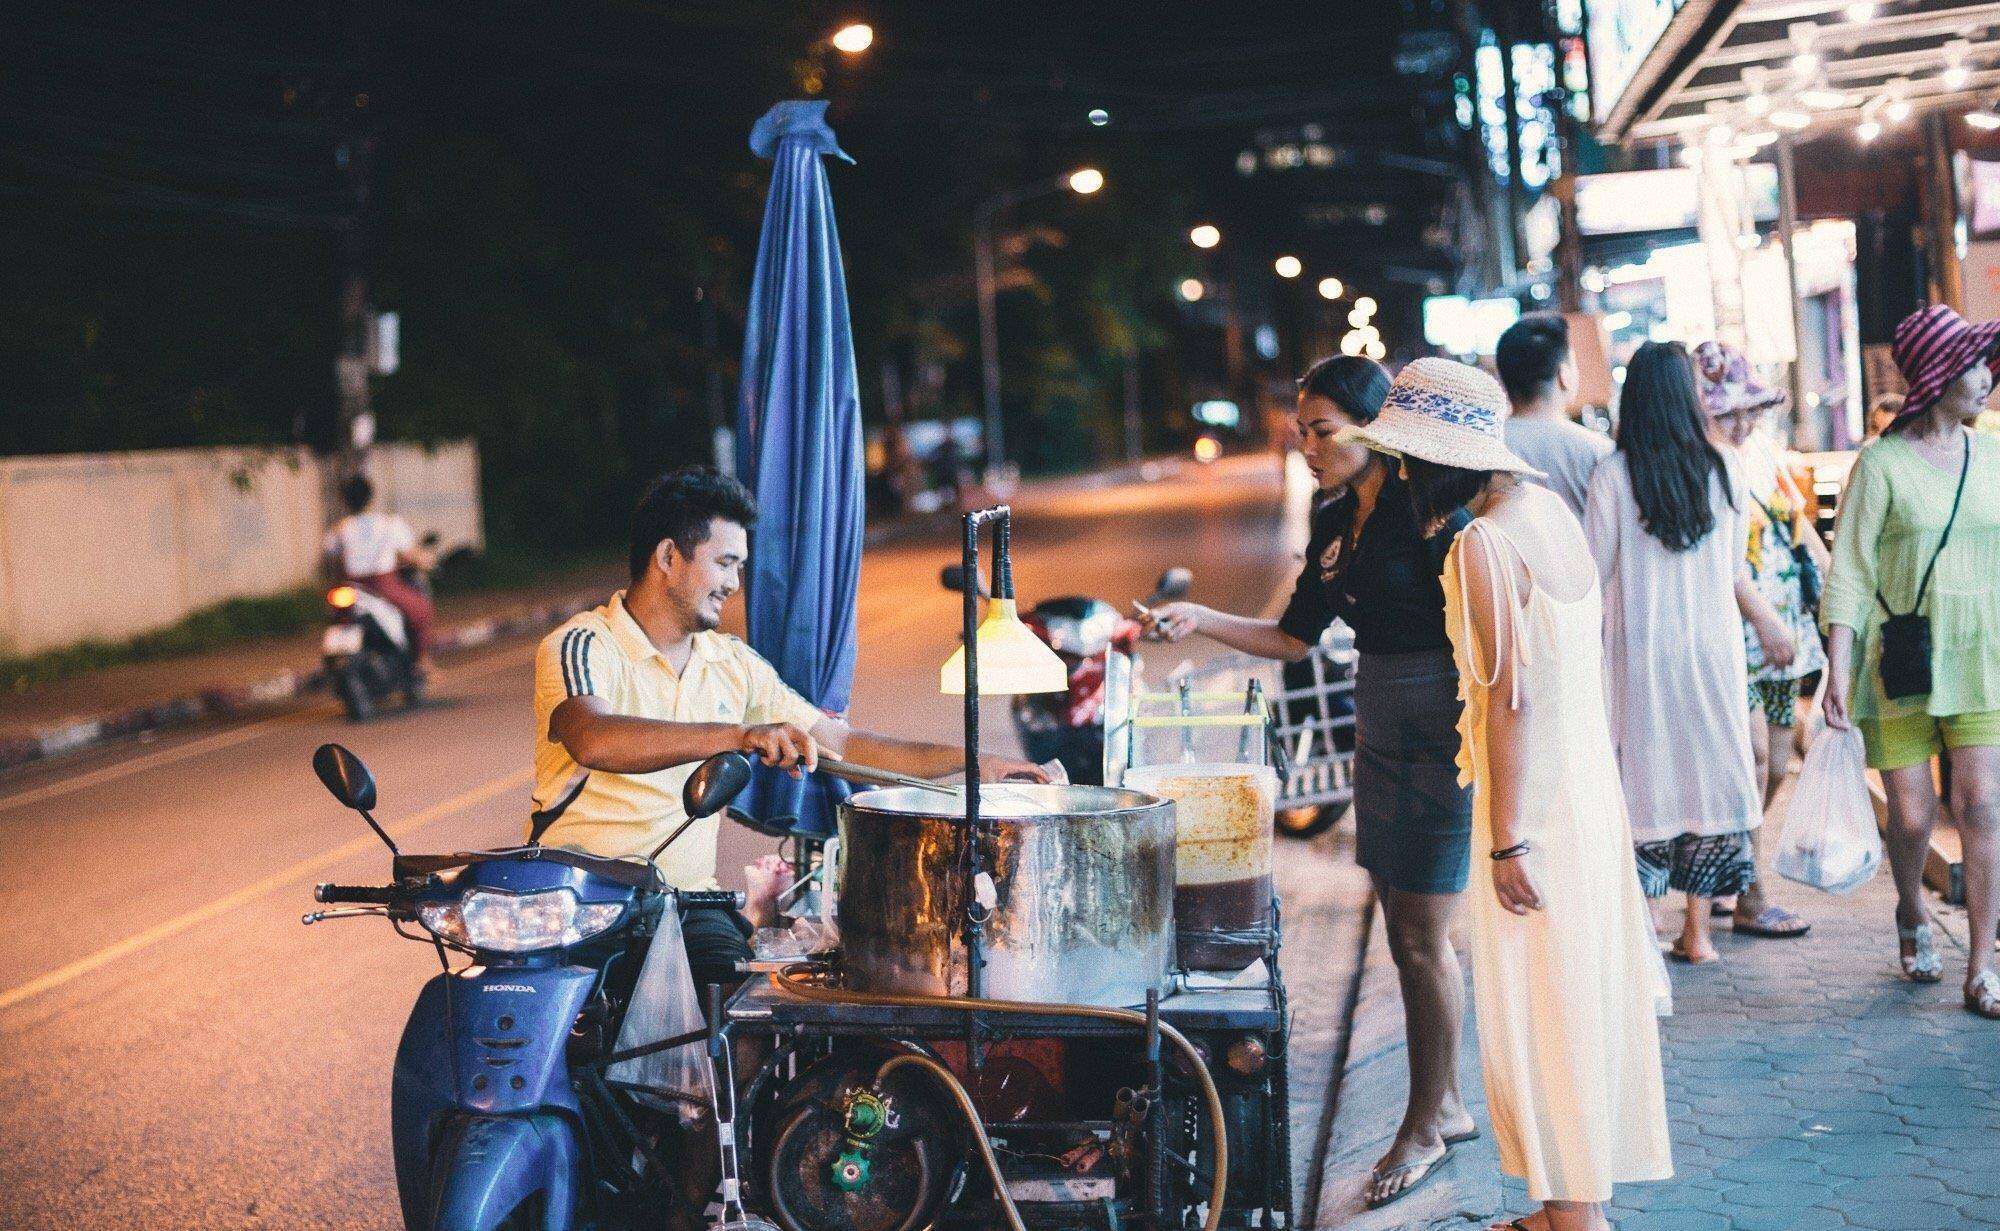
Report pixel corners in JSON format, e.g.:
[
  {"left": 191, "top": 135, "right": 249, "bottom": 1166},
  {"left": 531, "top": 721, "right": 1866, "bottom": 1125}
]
[{"left": 1148, "top": 356, "right": 1477, "bottom": 1210}]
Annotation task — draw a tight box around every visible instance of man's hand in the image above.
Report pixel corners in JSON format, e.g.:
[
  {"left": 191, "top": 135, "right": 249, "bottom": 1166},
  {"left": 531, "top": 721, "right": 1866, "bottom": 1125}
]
[
  {"left": 1821, "top": 673, "right": 1852, "bottom": 731},
  {"left": 980, "top": 757, "right": 1052, "bottom": 784},
  {"left": 740, "top": 723, "right": 818, "bottom": 776}
]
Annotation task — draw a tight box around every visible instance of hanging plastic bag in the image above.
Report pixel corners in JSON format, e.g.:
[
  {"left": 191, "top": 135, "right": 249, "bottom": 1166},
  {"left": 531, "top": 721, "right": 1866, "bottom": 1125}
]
[
  {"left": 606, "top": 904, "right": 714, "bottom": 1124},
  {"left": 1775, "top": 725, "right": 1882, "bottom": 894}
]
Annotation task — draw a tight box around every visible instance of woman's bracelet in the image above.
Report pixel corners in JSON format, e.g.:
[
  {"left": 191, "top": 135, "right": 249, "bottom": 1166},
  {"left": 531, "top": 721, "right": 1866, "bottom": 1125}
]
[{"left": 1491, "top": 841, "right": 1531, "bottom": 862}]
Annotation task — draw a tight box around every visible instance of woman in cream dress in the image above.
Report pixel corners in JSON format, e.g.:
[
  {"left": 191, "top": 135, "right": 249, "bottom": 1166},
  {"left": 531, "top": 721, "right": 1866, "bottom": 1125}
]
[{"left": 1344, "top": 358, "right": 1671, "bottom": 1231}]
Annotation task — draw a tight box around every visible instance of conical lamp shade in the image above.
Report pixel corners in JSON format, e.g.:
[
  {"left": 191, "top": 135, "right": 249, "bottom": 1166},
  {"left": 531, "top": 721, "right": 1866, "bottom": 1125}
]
[{"left": 940, "top": 598, "right": 1069, "bottom": 696}]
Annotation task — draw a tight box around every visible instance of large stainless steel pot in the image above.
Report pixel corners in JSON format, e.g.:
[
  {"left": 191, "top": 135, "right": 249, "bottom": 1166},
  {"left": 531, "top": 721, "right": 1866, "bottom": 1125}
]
[{"left": 835, "top": 784, "right": 1175, "bottom": 1006}]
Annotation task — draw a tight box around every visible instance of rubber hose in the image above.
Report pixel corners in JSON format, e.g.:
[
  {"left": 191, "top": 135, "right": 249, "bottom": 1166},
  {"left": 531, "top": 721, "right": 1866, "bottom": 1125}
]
[
  {"left": 774, "top": 966, "right": 1230, "bottom": 1231},
  {"left": 871, "top": 1053, "right": 1028, "bottom": 1231}
]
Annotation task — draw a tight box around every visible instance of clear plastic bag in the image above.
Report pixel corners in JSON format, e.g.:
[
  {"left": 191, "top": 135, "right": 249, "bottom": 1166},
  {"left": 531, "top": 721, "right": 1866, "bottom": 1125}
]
[
  {"left": 606, "top": 904, "right": 714, "bottom": 1123},
  {"left": 1775, "top": 725, "right": 1883, "bottom": 894}
]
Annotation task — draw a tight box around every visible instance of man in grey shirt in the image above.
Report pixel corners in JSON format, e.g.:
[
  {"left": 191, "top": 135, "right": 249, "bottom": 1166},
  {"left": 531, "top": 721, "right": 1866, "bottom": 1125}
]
[{"left": 1496, "top": 313, "right": 1611, "bottom": 520}]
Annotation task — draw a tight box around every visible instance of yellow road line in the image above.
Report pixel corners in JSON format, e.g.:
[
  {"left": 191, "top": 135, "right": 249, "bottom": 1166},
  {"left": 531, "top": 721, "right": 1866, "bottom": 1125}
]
[{"left": 0, "top": 766, "right": 532, "bottom": 1014}]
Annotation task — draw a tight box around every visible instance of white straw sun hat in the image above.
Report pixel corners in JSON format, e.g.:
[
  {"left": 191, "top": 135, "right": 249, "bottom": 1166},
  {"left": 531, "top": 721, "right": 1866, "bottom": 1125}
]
[{"left": 1336, "top": 356, "right": 1544, "bottom": 477}]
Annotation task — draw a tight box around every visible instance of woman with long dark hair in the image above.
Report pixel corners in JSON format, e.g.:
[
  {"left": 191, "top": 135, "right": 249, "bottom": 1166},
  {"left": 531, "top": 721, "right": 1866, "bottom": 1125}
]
[
  {"left": 1583, "top": 342, "right": 1764, "bottom": 966},
  {"left": 1147, "top": 354, "right": 1481, "bottom": 1209}
]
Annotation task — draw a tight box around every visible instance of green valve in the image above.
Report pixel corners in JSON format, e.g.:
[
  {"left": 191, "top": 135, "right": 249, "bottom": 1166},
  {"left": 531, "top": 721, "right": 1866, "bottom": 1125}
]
[
  {"left": 843, "top": 1090, "right": 887, "bottom": 1139},
  {"left": 831, "top": 1150, "right": 872, "bottom": 1192}
]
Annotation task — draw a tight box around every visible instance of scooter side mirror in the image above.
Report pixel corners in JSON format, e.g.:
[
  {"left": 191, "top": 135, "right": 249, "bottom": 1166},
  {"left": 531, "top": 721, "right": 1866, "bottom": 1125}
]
[
  {"left": 684, "top": 752, "right": 753, "bottom": 820},
  {"left": 1151, "top": 568, "right": 1194, "bottom": 603},
  {"left": 313, "top": 743, "right": 378, "bottom": 812}
]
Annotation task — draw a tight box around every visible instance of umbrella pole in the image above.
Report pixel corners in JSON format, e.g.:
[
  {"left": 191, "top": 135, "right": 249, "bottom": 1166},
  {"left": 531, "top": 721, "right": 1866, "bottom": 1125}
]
[{"left": 958, "top": 505, "right": 1012, "bottom": 1004}]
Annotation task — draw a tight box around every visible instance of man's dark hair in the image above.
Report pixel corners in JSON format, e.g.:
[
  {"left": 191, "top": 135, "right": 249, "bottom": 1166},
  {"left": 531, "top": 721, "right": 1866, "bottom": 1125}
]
[
  {"left": 629, "top": 465, "right": 758, "bottom": 581},
  {"left": 1494, "top": 313, "right": 1571, "bottom": 405},
  {"left": 340, "top": 475, "right": 375, "bottom": 514},
  {"left": 1297, "top": 355, "right": 1390, "bottom": 424}
]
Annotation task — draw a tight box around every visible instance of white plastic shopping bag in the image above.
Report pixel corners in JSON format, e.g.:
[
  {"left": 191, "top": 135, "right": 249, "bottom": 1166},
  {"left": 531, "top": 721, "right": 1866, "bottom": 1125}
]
[{"left": 1775, "top": 725, "right": 1883, "bottom": 894}]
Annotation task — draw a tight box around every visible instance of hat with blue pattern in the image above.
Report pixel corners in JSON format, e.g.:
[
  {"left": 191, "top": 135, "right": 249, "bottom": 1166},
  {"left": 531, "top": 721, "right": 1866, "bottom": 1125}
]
[{"left": 1335, "top": 357, "right": 1544, "bottom": 477}]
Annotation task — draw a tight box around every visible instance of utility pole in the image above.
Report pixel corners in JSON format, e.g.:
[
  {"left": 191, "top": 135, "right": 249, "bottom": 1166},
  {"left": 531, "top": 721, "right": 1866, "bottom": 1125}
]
[{"left": 333, "top": 131, "right": 374, "bottom": 485}]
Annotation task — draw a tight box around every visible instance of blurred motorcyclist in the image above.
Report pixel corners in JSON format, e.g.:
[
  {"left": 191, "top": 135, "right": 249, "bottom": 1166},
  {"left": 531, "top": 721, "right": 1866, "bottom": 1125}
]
[{"left": 324, "top": 475, "right": 438, "bottom": 677}]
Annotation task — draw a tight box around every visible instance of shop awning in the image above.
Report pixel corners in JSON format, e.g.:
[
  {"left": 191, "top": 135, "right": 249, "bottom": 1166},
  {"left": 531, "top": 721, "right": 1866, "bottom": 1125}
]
[{"left": 1600, "top": 0, "right": 2000, "bottom": 143}]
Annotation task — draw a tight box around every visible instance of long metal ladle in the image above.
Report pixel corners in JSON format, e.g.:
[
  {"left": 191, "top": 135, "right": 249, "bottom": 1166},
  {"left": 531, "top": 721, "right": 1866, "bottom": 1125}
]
[{"left": 818, "top": 756, "right": 1043, "bottom": 808}]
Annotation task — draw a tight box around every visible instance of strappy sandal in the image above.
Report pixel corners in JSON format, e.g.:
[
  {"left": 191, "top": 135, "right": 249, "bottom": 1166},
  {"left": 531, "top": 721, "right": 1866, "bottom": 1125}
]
[
  {"left": 1364, "top": 1142, "right": 1450, "bottom": 1210},
  {"left": 1967, "top": 971, "right": 2000, "bottom": 1019},
  {"left": 1734, "top": 905, "right": 1810, "bottom": 938},
  {"left": 1900, "top": 922, "right": 1944, "bottom": 983},
  {"left": 1668, "top": 939, "right": 1721, "bottom": 965}
]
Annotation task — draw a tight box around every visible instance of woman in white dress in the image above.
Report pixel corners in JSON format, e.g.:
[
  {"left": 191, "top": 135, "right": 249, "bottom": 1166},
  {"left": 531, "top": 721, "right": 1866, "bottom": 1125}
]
[
  {"left": 1344, "top": 355, "right": 1672, "bottom": 1231},
  {"left": 1584, "top": 342, "right": 1765, "bottom": 965},
  {"left": 1343, "top": 358, "right": 1672, "bottom": 1231}
]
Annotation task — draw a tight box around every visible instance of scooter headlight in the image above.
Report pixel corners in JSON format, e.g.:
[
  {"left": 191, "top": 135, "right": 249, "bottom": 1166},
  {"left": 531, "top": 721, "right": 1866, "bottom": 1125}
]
[{"left": 417, "top": 888, "right": 624, "bottom": 953}]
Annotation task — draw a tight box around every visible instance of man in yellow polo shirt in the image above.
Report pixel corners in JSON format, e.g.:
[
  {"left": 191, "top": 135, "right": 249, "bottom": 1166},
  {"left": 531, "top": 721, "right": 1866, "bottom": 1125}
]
[{"left": 533, "top": 466, "right": 1045, "bottom": 986}]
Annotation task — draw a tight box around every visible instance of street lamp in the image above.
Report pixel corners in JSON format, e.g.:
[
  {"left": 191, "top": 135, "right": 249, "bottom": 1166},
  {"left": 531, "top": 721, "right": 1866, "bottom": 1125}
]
[
  {"left": 1190, "top": 224, "right": 1221, "bottom": 249},
  {"left": 1274, "top": 255, "right": 1303, "bottom": 279},
  {"left": 1317, "top": 276, "right": 1343, "bottom": 300},
  {"left": 974, "top": 169, "right": 1106, "bottom": 475},
  {"left": 830, "top": 22, "right": 874, "bottom": 54},
  {"left": 1179, "top": 278, "right": 1207, "bottom": 302}
]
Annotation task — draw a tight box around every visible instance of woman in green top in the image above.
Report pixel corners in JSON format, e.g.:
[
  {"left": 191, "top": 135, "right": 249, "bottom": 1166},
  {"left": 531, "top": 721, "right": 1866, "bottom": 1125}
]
[{"left": 1822, "top": 305, "right": 2000, "bottom": 1019}]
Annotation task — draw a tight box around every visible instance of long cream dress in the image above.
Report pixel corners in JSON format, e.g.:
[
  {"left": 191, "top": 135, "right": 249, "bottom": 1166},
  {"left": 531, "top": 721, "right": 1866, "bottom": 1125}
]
[{"left": 1441, "top": 494, "right": 1673, "bottom": 1204}]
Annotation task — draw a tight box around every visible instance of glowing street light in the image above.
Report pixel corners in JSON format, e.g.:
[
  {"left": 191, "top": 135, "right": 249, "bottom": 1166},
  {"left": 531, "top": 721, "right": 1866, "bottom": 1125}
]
[
  {"left": 1354, "top": 295, "right": 1378, "bottom": 317},
  {"left": 831, "top": 22, "right": 874, "bottom": 54},
  {"left": 1088, "top": 108, "right": 1111, "bottom": 126},
  {"left": 1317, "top": 276, "right": 1344, "bottom": 300},
  {"left": 1273, "top": 255, "right": 1303, "bottom": 279},
  {"left": 1179, "top": 278, "right": 1207, "bottom": 301},
  {"left": 1068, "top": 167, "right": 1105, "bottom": 195},
  {"left": 1189, "top": 224, "right": 1221, "bottom": 249}
]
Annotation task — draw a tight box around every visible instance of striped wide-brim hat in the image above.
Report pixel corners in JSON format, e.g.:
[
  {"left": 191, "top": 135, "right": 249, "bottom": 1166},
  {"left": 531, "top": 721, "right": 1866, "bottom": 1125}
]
[
  {"left": 1336, "top": 357, "right": 1545, "bottom": 476},
  {"left": 1891, "top": 304, "right": 2000, "bottom": 426}
]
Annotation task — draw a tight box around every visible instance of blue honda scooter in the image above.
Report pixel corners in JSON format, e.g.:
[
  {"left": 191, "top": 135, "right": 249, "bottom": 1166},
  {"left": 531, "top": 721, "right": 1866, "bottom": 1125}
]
[{"left": 303, "top": 743, "right": 762, "bottom": 1231}]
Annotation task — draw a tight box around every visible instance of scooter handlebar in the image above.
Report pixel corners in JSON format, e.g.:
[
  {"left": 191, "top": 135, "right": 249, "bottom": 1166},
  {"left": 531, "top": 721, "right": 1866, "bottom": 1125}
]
[{"left": 315, "top": 883, "right": 398, "bottom": 905}]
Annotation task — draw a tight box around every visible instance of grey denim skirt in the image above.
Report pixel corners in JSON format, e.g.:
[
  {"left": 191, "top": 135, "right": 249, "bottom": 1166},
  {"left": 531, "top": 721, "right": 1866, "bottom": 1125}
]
[{"left": 1352, "top": 648, "right": 1474, "bottom": 895}]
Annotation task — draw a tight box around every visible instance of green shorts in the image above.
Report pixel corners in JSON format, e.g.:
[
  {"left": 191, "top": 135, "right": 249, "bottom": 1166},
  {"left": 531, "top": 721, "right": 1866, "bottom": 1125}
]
[{"left": 1859, "top": 709, "right": 2000, "bottom": 772}]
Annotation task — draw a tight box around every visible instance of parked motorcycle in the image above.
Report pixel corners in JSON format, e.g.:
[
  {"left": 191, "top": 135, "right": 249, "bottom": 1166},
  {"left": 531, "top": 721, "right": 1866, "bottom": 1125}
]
[
  {"left": 940, "top": 565, "right": 1192, "bottom": 785},
  {"left": 325, "top": 533, "right": 438, "bottom": 721},
  {"left": 302, "top": 742, "right": 762, "bottom": 1231}
]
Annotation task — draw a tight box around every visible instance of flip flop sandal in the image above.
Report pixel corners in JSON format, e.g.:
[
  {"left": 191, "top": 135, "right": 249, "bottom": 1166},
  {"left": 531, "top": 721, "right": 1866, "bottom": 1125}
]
[
  {"left": 1365, "top": 1143, "right": 1451, "bottom": 1210},
  {"left": 1734, "top": 905, "right": 1811, "bottom": 938},
  {"left": 1444, "top": 1125, "right": 1482, "bottom": 1145},
  {"left": 1667, "top": 940, "right": 1721, "bottom": 965},
  {"left": 1488, "top": 1221, "right": 1537, "bottom": 1231},
  {"left": 1966, "top": 971, "right": 2000, "bottom": 1020},
  {"left": 1710, "top": 900, "right": 1735, "bottom": 918},
  {"left": 1900, "top": 923, "right": 1944, "bottom": 983}
]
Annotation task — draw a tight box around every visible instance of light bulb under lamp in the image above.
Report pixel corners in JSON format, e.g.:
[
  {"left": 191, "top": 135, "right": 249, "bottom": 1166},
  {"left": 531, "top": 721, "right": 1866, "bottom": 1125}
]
[
  {"left": 1969, "top": 111, "right": 2000, "bottom": 130},
  {"left": 940, "top": 598, "right": 1069, "bottom": 696}
]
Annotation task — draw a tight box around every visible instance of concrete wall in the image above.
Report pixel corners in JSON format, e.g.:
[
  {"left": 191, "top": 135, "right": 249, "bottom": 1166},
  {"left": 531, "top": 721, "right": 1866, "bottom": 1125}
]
[{"left": 0, "top": 442, "right": 482, "bottom": 656}]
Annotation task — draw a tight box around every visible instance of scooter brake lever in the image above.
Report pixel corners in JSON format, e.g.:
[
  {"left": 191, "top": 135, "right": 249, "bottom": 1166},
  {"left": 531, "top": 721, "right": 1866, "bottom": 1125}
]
[{"left": 302, "top": 907, "right": 389, "bottom": 925}]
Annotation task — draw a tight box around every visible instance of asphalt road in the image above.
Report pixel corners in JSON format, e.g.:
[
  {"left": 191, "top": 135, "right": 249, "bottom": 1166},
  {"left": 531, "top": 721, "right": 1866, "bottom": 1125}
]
[{"left": 0, "top": 455, "right": 1303, "bottom": 1231}]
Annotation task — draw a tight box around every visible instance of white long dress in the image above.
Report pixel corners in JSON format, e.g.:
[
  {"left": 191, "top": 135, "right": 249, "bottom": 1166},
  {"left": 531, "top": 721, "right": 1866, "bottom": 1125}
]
[
  {"left": 1581, "top": 452, "right": 1761, "bottom": 844},
  {"left": 1442, "top": 499, "right": 1673, "bottom": 1204}
]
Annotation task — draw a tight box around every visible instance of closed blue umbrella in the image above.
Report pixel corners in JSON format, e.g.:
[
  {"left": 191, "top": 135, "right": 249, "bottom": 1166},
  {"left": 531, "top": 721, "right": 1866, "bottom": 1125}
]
[{"left": 734, "top": 100, "right": 864, "bottom": 835}]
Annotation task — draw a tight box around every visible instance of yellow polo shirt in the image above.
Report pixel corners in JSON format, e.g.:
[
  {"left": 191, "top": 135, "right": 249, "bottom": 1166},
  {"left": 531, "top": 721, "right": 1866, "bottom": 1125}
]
[{"left": 531, "top": 591, "right": 824, "bottom": 888}]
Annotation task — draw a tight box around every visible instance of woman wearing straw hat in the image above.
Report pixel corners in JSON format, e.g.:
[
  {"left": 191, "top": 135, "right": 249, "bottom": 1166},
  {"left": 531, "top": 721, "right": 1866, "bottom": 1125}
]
[
  {"left": 1344, "top": 356, "right": 1672, "bottom": 1231},
  {"left": 1583, "top": 342, "right": 1765, "bottom": 967},
  {"left": 1146, "top": 355, "right": 1482, "bottom": 1209},
  {"left": 1694, "top": 341, "right": 1825, "bottom": 942},
  {"left": 1822, "top": 305, "right": 2000, "bottom": 1017}
]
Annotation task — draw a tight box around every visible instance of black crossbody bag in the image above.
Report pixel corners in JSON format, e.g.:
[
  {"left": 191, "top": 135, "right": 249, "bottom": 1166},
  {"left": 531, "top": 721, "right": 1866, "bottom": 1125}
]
[
  {"left": 1875, "top": 434, "right": 1971, "bottom": 701},
  {"left": 1757, "top": 495, "right": 1821, "bottom": 614}
]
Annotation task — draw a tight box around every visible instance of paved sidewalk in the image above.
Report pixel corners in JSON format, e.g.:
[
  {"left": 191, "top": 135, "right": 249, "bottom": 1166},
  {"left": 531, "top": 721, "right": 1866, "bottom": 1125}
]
[{"left": 1318, "top": 778, "right": 2000, "bottom": 1231}]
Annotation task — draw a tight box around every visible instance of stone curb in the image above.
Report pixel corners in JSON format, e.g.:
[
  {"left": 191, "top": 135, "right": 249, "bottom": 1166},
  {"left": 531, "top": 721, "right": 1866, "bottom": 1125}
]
[
  {"left": 1309, "top": 896, "right": 1502, "bottom": 1229},
  {"left": 0, "top": 587, "right": 612, "bottom": 776}
]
